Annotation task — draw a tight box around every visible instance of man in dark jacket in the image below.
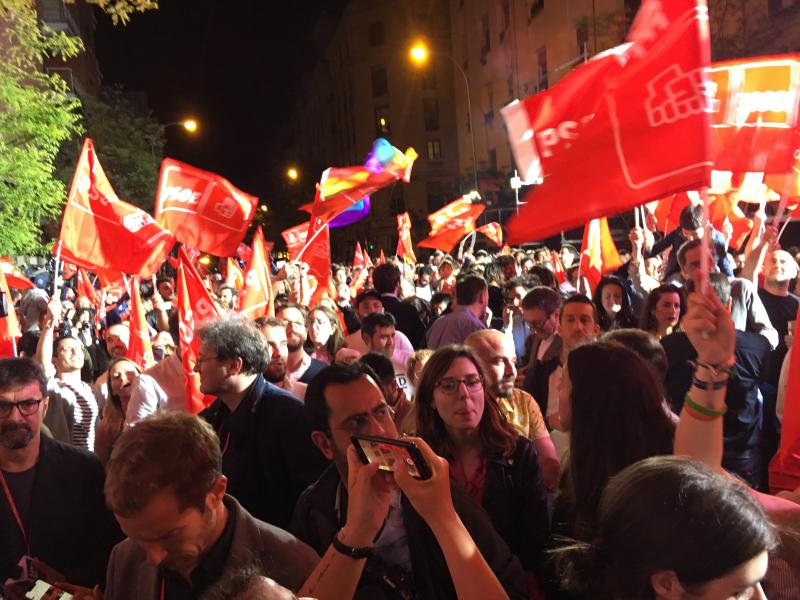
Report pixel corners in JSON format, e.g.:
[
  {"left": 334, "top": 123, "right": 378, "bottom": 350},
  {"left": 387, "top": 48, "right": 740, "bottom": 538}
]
[
  {"left": 662, "top": 273, "right": 770, "bottom": 488},
  {"left": 292, "top": 361, "right": 528, "bottom": 599},
  {"left": 372, "top": 263, "right": 427, "bottom": 349},
  {"left": 197, "top": 316, "right": 329, "bottom": 529},
  {"left": 0, "top": 358, "right": 121, "bottom": 589}
]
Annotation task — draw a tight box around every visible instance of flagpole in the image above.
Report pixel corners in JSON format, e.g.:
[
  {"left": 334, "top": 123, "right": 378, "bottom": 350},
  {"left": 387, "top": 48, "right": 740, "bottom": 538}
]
[
  {"left": 52, "top": 240, "right": 63, "bottom": 301},
  {"left": 295, "top": 223, "right": 328, "bottom": 263},
  {"left": 778, "top": 213, "right": 794, "bottom": 241}
]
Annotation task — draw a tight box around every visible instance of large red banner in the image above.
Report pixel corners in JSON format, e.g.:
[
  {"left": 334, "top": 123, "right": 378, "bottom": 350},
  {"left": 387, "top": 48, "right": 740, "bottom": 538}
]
[{"left": 155, "top": 159, "right": 258, "bottom": 257}]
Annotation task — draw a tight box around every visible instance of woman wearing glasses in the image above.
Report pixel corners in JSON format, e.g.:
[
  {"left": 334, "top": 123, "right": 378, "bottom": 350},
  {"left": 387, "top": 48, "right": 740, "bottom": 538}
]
[{"left": 414, "top": 345, "right": 550, "bottom": 591}]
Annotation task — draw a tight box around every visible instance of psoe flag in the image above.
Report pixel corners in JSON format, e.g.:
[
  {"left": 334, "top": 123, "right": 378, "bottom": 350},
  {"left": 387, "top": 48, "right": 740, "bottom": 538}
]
[{"left": 156, "top": 159, "right": 258, "bottom": 257}]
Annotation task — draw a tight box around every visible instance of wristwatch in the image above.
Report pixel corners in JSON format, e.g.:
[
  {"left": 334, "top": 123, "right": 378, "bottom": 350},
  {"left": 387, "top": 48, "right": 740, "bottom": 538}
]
[{"left": 331, "top": 531, "right": 372, "bottom": 559}]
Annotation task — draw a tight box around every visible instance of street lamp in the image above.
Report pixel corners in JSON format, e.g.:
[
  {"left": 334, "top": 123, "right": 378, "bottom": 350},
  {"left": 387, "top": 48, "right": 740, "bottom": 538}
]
[
  {"left": 152, "top": 118, "right": 199, "bottom": 157},
  {"left": 286, "top": 167, "right": 299, "bottom": 182},
  {"left": 409, "top": 40, "right": 479, "bottom": 194}
]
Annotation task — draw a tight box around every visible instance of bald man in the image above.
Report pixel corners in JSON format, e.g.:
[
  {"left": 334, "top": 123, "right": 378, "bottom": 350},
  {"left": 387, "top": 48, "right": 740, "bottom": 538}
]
[{"left": 465, "top": 329, "right": 559, "bottom": 490}]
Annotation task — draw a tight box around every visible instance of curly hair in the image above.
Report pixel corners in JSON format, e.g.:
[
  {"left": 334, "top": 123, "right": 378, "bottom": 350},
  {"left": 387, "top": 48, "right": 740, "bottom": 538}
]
[{"left": 197, "top": 315, "right": 269, "bottom": 375}]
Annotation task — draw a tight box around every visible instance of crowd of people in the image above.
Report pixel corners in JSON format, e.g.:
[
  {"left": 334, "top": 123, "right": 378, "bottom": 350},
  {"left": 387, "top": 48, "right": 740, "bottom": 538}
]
[{"left": 1, "top": 203, "right": 800, "bottom": 599}]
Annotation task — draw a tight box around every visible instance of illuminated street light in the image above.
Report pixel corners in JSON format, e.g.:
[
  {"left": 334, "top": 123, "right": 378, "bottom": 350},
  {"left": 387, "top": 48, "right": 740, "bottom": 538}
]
[
  {"left": 409, "top": 39, "right": 478, "bottom": 194},
  {"left": 287, "top": 167, "right": 299, "bottom": 181},
  {"left": 153, "top": 118, "right": 199, "bottom": 157},
  {"left": 182, "top": 119, "right": 198, "bottom": 133}
]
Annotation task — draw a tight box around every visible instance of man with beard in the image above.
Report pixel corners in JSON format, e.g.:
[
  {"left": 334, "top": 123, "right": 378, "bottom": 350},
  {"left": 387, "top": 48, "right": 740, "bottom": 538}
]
[
  {"left": 276, "top": 304, "right": 326, "bottom": 384},
  {"left": 92, "top": 322, "right": 130, "bottom": 410},
  {"left": 197, "top": 316, "right": 327, "bottom": 528},
  {"left": 0, "top": 358, "right": 121, "bottom": 589},
  {"left": 465, "top": 329, "right": 559, "bottom": 491},
  {"left": 255, "top": 317, "right": 307, "bottom": 401}
]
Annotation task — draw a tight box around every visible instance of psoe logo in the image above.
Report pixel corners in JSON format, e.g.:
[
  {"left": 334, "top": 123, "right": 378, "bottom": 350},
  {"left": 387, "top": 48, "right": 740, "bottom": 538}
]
[
  {"left": 213, "top": 197, "right": 237, "bottom": 220},
  {"left": 123, "top": 211, "right": 155, "bottom": 233}
]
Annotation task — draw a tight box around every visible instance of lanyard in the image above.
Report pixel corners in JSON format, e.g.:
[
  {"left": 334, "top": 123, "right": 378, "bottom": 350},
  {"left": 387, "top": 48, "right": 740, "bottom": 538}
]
[
  {"left": 218, "top": 426, "right": 231, "bottom": 457},
  {"left": 0, "top": 469, "right": 30, "bottom": 554}
]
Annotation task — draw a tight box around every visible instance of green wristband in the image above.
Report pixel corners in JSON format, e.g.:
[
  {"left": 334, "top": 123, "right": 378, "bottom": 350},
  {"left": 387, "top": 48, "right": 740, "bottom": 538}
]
[{"left": 684, "top": 394, "right": 727, "bottom": 418}]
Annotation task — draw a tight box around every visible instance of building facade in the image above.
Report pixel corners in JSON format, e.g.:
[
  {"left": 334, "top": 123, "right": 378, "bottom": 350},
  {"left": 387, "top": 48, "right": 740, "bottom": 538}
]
[{"left": 289, "top": 0, "right": 462, "bottom": 260}]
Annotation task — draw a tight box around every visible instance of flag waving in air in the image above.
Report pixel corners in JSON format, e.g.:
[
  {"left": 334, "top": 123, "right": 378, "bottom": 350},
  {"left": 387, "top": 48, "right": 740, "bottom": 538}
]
[
  {"left": 155, "top": 159, "right": 259, "bottom": 257},
  {"left": 418, "top": 197, "right": 485, "bottom": 252},
  {"left": 176, "top": 246, "right": 223, "bottom": 413},
  {"left": 126, "top": 277, "right": 155, "bottom": 370},
  {"left": 396, "top": 213, "right": 417, "bottom": 264},
  {"left": 477, "top": 222, "right": 503, "bottom": 247},
  {"left": 239, "top": 227, "right": 274, "bottom": 319},
  {"left": 57, "top": 139, "right": 174, "bottom": 278},
  {"left": 580, "top": 217, "right": 622, "bottom": 293},
  {"left": 501, "top": 0, "right": 712, "bottom": 243}
]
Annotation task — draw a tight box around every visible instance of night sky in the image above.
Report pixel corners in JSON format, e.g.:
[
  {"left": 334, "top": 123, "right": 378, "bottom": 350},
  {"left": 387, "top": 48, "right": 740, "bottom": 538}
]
[{"left": 94, "top": 0, "right": 347, "bottom": 199}]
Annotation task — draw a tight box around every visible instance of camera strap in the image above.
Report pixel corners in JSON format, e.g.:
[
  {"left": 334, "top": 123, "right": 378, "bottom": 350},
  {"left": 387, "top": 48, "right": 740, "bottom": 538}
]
[{"left": 0, "top": 470, "right": 30, "bottom": 554}]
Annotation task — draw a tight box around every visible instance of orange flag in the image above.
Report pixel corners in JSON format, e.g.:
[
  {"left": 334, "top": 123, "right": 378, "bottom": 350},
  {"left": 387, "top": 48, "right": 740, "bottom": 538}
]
[
  {"left": 76, "top": 268, "right": 100, "bottom": 305},
  {"left": 239, "top": 226, "right": 274, "bottom": 319},
  {"left": 126, "top": 277, "right": 155, "bottom": 369},
  {"left": 580, "top": 217, "right": 622, "bottom": 294},
  {"left": 176, "top": 246, "right": 223, "bottom": 413},
  {"left": 378, "top": 250, "right": 386, "bottom": 265},
  {"left": 396, "top": 213, "right": 417, "bottom": 264},
  {"left": 477, "top": 222, "right": 503, "bottom": 247},
  {"left": 769, "top": 304, "right": 800, "bottom": 493},
  {"left": 225, "top": 257, "right": 245, "bottom": 293}
]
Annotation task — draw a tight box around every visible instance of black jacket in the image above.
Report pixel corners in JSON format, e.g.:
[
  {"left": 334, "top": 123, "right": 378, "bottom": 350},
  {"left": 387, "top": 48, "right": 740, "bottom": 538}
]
[
  {"left": 483, "top": 437, "right": 550, "bottom": 577},
  {"left": 0, "top": 436, "right": 122, "bottom": 587},
  {"left": 380, "top": 294, "right": 426, "bottom": 350},
  {"left": 200, "top": 373, "right": 329, "bottom": 529},
  {"left": 291, "top": 465, "right": 529, "bottom": 600}
]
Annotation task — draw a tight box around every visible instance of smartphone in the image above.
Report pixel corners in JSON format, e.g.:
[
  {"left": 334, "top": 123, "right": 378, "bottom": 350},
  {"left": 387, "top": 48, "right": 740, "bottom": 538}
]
[
  {"left": 25, "top": 580, "right": 73, "bottom": 599},
  {"left": 351, "top": 434, "right": 432, "bottom": 480}
]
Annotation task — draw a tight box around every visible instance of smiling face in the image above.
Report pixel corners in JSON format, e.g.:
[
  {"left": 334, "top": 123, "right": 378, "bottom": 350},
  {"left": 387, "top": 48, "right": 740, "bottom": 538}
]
[
  {"left": 54, "top": 337, "right": 84, "bottom": 373},
  {"left": 105, "top": 324, "right": 130, "bottom": 359},
  {"left": 431, "top": 357, "right": 485, "bottom": 436},
  {"left": 601, "top": 283, "right": 624, "bottom": 317}
]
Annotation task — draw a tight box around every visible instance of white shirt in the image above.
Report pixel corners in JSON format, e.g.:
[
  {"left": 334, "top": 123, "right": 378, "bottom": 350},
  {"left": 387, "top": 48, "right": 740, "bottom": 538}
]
[{"left": 126, "top": 353, "right": 186, "bottom": 424}]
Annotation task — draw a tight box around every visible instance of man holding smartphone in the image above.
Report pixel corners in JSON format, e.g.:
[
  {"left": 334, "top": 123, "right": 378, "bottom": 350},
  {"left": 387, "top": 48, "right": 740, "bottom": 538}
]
[{"left": 292, "top": 362, "right": 528, "bottom": 599}]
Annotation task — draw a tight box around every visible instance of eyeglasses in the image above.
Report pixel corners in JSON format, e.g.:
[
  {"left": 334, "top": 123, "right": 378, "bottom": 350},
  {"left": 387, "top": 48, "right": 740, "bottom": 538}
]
[
  {"left": 0, "top": 399, "right": 43, "bottom": 418},
  {"left": 436, "top": 376, "right": 484, "bottom": 395},
  {"left": 284, "top": 319, "right": 305, "bottom": 329},
  {"left": 336, "top": 403, "right": 395, "bottom": 434}
]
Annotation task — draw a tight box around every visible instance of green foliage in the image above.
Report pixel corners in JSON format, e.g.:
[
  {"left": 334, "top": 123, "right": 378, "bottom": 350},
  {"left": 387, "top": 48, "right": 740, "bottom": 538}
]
[
  {"left": 0, "top": 1, "right": 84, "bottom": 255},
  {"left": 73, "top": 86, "right": 164, "bottom": 212},
  {"left": 65, "top": 0, "right": 158, "bottom": 25}
]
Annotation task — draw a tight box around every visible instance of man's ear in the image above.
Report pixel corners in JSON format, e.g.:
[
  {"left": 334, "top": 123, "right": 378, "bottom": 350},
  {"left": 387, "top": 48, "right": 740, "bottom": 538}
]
[
  {"left": 206, "top": 475, "right": 228, "bottom": 510},
  {"left": 226, "top": 356, "right": 245, "bottom": 377},
  {"left": 311, "top": 431, "right": 335, "bottom": 461},
  {"left": 650, "top": 571, "right": 685, "bottom": 600}
]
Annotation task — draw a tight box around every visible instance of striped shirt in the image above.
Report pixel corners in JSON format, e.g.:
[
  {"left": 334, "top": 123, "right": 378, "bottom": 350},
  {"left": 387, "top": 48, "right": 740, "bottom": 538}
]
[{"left": 47, "top": 377, "right": 99, "bottom": 452}]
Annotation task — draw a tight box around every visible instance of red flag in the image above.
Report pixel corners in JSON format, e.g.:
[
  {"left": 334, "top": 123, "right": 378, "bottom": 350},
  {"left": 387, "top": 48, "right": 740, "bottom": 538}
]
[
  {"left": 647, "top": 192, "right": 694, "bottom": 233},
  {"left": 0, "top": 259, "right": 34, "bottom": 290},
  {"left": 76, "top": 269, "right": 100, "bottom": 305},
  {"left": 155, "top": 159, "right": 258, "bottom": 257},
  {"left": 297, "top": 225, "right": 332, "bottom": 305},
  {"left": 126, "top": 277, "right": 155, "bottom": 369},
  {"left": 711, "top": 55, "right": 800, "bottom": 174},
  {"left": 353, "top": 241, "right": 367, "bottom": 272},
  {"left": 57, "top": 139, "right": 174, "bottom": 278},
  {"left": 502, "top": 0, "right": 712, "bottom": 243},
  {"left": 418, "top": 197, "right": 485, "bottom": 252},
  {"left": 707, "top": 195, "right": 752, "bottom": 250},
  {"left": 580, "top": 218, "right": 622, "bottom": 293},
  {"left": 176, "top": 246, "right": 223, "bottom": 413},
  {"left": 239, "top": 226, "right": 274, "bottom": 319},
  {"left": 281, "top": 222, "right": 310, "bottom": 260},
  {"left": 377, "top": 250, "right": 386, "bottom": 265},
  {"left": 500, "top": 244, "right": 512, "bottom": 255},
  {"left": 225, "top": 257, "right": 245, "bottom": 292},
  {"left": 769, "top": 304, "right": 800, "bottom": 493},
  {"left": 236, "top": 242, "right": 253, "bottom": 264},
  {"left": 551, "top": 250, "right": 567, "bottom": 284},
  {"left": 0, "top": 269, "right": 21, "bottom": 343},
  {"left": 476, "top": 222, "right": 503, "bottom": 247},
  {"left": 396, "top": 213, "right": 417, "bottom": 264}
]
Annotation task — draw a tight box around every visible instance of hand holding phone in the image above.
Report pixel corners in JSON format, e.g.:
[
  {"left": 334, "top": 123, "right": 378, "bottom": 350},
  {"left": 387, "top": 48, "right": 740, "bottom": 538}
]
[{"left": 351, "top": 434, "right": 432, "bottom": 480}]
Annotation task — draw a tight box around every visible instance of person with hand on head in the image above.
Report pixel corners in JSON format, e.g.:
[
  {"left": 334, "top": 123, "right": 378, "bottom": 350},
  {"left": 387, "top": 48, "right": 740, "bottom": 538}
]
[{"left": 292, "top": 361, "right": 528, "bottom": 599}]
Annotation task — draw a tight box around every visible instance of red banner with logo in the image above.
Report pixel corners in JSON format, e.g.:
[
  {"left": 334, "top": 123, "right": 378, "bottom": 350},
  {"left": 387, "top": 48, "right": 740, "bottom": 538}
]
[
  {"left": 281, "top": 222, "right": 310, "bottom": 260},
  {"left": 57, "top": 139, "right": 174, "bottom": 278},
  {"left": 155, "top": 159, "right": 258, "bottom": 257},
  {"left": 501, "top": 0, "right": 712, "bottom": 243},
  {"left": 126, "top": 277, "right": 155, "bottom": 370},
  {"left": 176, "top": 246, "right": 223, "bottom": 413},
  {"left": 396, "top": 213, "right": 417, "bottom": 264},
  {"left": 477, "top": 222, "right": 503, "bottom": 247}
]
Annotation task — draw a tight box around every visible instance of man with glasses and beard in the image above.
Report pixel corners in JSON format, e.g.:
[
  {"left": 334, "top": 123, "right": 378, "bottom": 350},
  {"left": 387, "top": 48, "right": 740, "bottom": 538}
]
[
  {"left": 0, "top": 358, "right": 120, "bottom": 590},
  {"left": 276, "top": 304, "right": 326, "bottom": 384},
  {"left": 255, "top": 317, "right": 307, "bottom": 401}
]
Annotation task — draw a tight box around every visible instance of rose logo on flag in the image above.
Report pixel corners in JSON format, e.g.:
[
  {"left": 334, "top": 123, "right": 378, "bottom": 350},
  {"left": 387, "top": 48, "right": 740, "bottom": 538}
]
[
  {"left": 213, "top": 197, "right": 237, "bottom": 220},
  {"left": 122, "top": 212, "right": 154, "bottom": 234}
]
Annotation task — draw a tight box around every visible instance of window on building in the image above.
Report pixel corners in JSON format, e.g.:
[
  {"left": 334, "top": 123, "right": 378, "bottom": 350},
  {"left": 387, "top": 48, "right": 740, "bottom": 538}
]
[
  {"left": 371, "top": 66, "right": 388, "bottom": 97},
  {"left": 423, "top": 97, "right": 440, "bottom": 131},
  {"left": 500, "top": 0, "right": 511, "bottom": 40},
  {"left": 390, "top": 186, "right": 405, "bottom": 215},
  {"left": 368, "top": 21, "right": 384, "bottom": 46},
  {"left": 482, "top": 83, "right": 494, "bottom": 124},
  {"left": 426, "top": 140, "right": 442, "bottom": 160},
  {"left": 488, "top": 149, "right": 498, "bottom": 172},
  {"left": 375, "top": 106, "right": 391, "bottom": 137},
  {"left": 422, "top": 67, "right": 436, "bottom": 90},
  {"left": 624, "top": 0, "right": 641, "bottom": 25},
  {"left": 426, "top": 181, "right": 444, "bottom": 212},
  {"left": 537, "top": 46, "right": 548, "bottom": 90},
  {"left": 576, "top": 22, "right": 589, "bottom": 58}
]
